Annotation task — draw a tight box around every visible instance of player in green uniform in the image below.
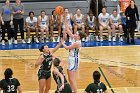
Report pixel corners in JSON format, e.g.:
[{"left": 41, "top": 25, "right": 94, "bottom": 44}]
[
  {"left": 52, "top": 58, "right": 72, "bottom": 93},
  {"left": 84, "top": 71, "right": 107, "bottom": 93},
  {"left": 35, "top": 42, "right": 61, "bottom": 93},
  {"left": 0, "top": 68, "right": 22, "bottom": 93}
]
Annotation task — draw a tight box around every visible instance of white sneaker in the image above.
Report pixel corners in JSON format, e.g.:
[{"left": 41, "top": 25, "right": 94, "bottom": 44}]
[
  {"left": 96, "top": 36, "right": 99, "bottom": 42},
  {"left": 2, "top": 40, "right": 5, "bottom": 45},
  {"left": 100, "top": 37, "right": 103, "bottom": 42},
  {"left": 108, "top": 36, "right": 112, "bottom": 42},
  {"left": 112, "top": 36, "right": 116, "bottom": 42},
  {"left": 36, "top": 38, "right": 39, "bottom": 43},
  {"left": 69, "top": 38, "right": 72, "bottom": 42},
  {"left": 14, "top": 40, "right": 17, "bottom": 44},
  {"left": 8, "top": 40, "right": 12, "bottom": 45},
  {"left": 11, "top": 38, "right": 14, "bottom": 43},
  {"left": 57, "top": 37, "right": 60, "bottom": 42},
  {"left": 27, "top": 38, "right": 31, "bottom": 44},
  {"left": 22, "top": 40, "right": 26, "bottom": 43},
  {"left": 88, "top": 35, "right": 91, "bottom": 41},
  {"left": 52, "top": 37, "right": 56, "bottom": 42},
  {"left": 82, "top": 38, "right": 85, "bottom": 42},
  {"left": 85, "top": 37, "right": 88, "bottom": 42},
  {"left": 119, "top": 36, "right": 123, "bottom": 42},
  {"left": 46, "top": 39, "right": 49, "bottom": 43}
]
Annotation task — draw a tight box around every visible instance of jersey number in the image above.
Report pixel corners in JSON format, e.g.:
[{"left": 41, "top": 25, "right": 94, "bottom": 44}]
[
  {"left": 97, "top": 89, "right": 103, "bottom": 93},
  {"left": 7, "top": 85, "right": 15, "bottom": 92}
]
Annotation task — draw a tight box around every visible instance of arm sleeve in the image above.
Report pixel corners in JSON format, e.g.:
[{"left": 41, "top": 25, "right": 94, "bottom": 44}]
[
  {"left": 35, "top": 17, "right": 37, "bottom": 22},
  {"left": 16, "top": 79, "right": 20, "bottom": 86},
  {"left": 0, "top": 80, "right": 3, "bottom": 88},
  {"left": 135, "top": 7, "right": 139, "bottom": 21},
  {"left": 125, "top": 7, "right": 129, "bottom": 18},
  {"left": 25, "top": 17, "right": 28, "bottom": 23},
  {"left": 103, "top": 83, "right": 107, "bottom": 91}
]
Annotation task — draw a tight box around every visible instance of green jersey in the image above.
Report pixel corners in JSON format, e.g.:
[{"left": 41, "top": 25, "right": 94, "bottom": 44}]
[
  {"left": 39, "top": 52, "right": 53, "bottom": 71},
  {"left": 53, "top": 66, "right": 72, "bottom": 93},
  {"left": 85, "top": 82, "right": 107, "bottom": 93},
  {"left": 38, "top": 52, "right": 53, "bottom": 80},
  {"left": 0, "top": 78, "right": 20, "bottom": 93},
  {"left": 53, "top": 66, "right": 67, "bottom": 88}
]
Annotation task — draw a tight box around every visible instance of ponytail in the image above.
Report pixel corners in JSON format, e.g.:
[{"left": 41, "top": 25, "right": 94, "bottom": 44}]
[
  {"left": 39, "top": 45, "right": 45, "bottom": 52},
  {"left": 4, "top": 68, "right": 13, "bottom": 82}
]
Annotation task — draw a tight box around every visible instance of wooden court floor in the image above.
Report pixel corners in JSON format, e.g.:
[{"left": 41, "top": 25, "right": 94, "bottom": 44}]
[{"left": 0, "top": 46, "right": 140, "bottom": 93}]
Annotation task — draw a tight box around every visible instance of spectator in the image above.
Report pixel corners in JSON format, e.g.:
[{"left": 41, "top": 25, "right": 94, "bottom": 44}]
[
  {"left": 1, "top": 0, "right": 13, "bottom": 45},
  {"left": 49, "top": 10, "right": 61, "bottom": 42},
  {"left": 86, "top": 12, "right": 97, "bottom": 41},
  {"left": 26, "top": 11, "right": 39, "bottom": 44},
  {"left": 73, "top": 9, "right": 85, "bottom": 35},
  {"left": 125, "top": 0, "right": 139, "bottom": 44},
  {"left": 38, "top": 10, "right": 49, "bottom": 43},
  {"left": 12, "top": 0, "right": 25, "bottom": 44},
  {"left": 98, "top": 7, "right": 111, "bottom": 42},
  {"left": 110, "top": 9, "right": 123, "bottom": 42}
]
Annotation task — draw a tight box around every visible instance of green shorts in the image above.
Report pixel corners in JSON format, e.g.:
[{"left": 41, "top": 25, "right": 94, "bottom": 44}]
[
  {"left": 38, "top": 70, "right": 51, "bottom": 80},
  {"left": 55, "top": 83, "right": 72, "bottom": 93}
]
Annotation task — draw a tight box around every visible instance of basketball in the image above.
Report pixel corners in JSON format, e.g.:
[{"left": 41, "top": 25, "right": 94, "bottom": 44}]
[{"left": 55, "top": 6, "right": 64, "bottom": 15}]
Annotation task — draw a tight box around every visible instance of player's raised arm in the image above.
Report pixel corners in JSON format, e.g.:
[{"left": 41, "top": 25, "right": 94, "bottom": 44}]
[
  {"left": 51, "top": 42, "right": 62, "bottom": 54},
  {"left": 63, "top": 14, "right": 74, "bottom": 38},
  {"left": 65, "top": 24, "right": 74, "bottom": 38},
  {"left": 35, "top": 55, "right": 44, "bottom": 68},
  {"left": 61, "top": 38, "right": 80, "bottom": 50}
]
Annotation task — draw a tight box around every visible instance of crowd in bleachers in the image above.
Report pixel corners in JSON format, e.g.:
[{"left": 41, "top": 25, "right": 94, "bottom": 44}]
[{"left": 0, "top": 0, "right": 139, "bottom": 46}]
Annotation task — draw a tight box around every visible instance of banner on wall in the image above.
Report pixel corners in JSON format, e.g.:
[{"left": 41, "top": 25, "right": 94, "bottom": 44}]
[
  {"left": 0, "top": 0, "right": 86, "bottom": 2},
  {"left": 120, "top": 0, "right": 130, "bottom": 12}
]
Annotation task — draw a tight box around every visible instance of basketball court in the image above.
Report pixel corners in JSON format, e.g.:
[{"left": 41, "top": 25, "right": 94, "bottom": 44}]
[{"left": 0, "top": 42, "right": 140, "bottom": 93}]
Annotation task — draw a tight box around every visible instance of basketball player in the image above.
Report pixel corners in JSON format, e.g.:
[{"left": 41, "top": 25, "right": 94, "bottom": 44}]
[
  {"left": 53, "top": 58, "right": 72, "bottom": 93},
  {"left": 26, "top": 11, "right": 39, "bottom": 43},
  {"left": 98, "top": 7, "right": 111, "bottom": 42},
  {"left": 38, "top": 10, "right": 49, "bottom": 43},
  {"left": 0, "top": 68, "right": 22, "bottom": 93},
  {"left": 61, "top": 22, "right": 86, "bottom": 93},
  {"left": 110, "top": 9, "right": 123, "bottom": 42},
  {"left": 73, "top": 9, "right": 85, "bottom": 34},
  {"left": 84, "top": 71, "right": 107, "bottom": 93},
  {"left": 62, "top": 8, "right": 73, "bottom": 42},
  {"left": 35, "top": 42, "right": 61, "bottom": 93},
  {"left": 86, "top": 12, "right": 97, "bottom": 41},
  {"left": 50, "top": 10, "right": 61, "bottom": 42}
]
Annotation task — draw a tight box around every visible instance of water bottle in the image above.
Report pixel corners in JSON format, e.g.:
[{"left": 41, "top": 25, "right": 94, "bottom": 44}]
[{"left": 90, "top": 34, "right": 94, "bottom": 41}]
